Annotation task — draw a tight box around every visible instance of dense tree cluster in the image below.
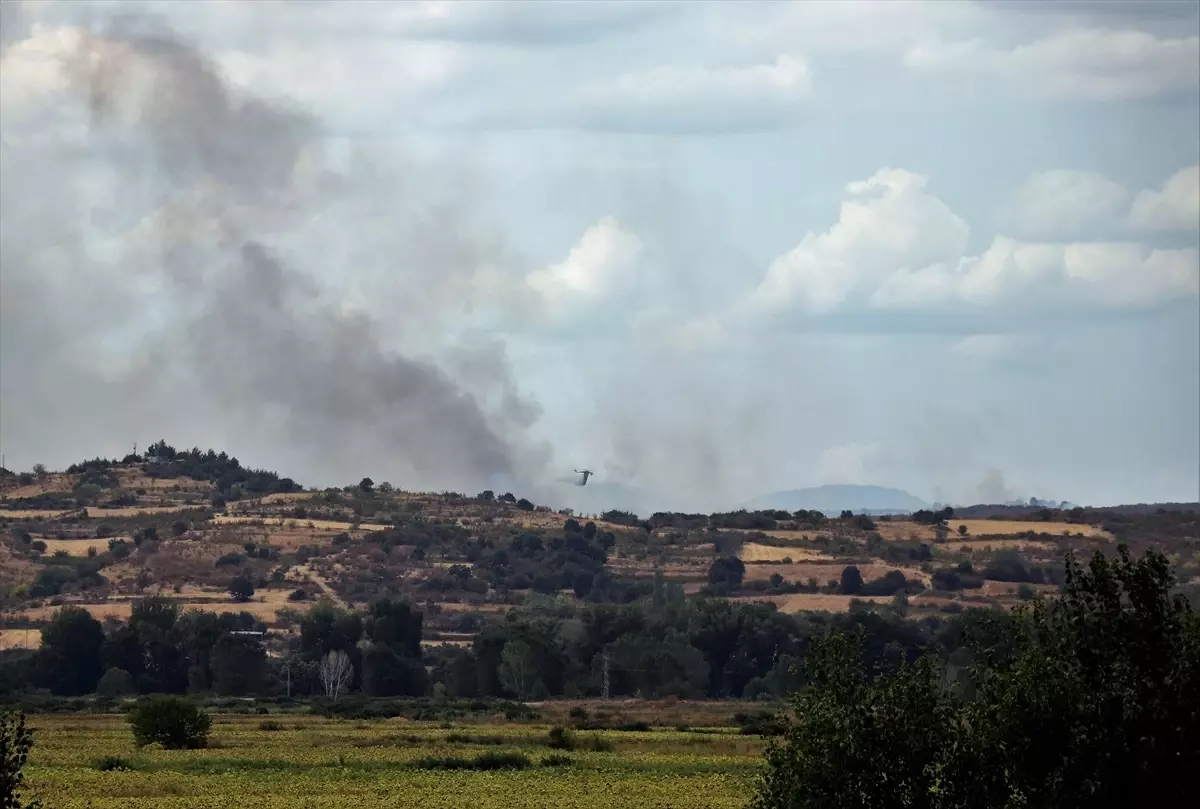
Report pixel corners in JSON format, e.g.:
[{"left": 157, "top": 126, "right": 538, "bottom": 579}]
[{"left": 752, "top": 546, "right": 1199, "bottom": 809}]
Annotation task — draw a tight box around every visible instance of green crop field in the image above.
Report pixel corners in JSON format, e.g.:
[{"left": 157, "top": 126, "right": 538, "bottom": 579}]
[{"left": 23, "top": 714, "right": 763, "bottom": 808}]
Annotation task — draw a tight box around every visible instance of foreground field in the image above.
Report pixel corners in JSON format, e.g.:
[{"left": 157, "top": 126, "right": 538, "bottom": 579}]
[{"left": 24, "top": 713, "right": 762, "bottom": 809}]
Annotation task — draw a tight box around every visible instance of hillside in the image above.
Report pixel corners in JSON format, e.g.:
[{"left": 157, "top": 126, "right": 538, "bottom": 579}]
[
  {"left": 2, "top": 444, "right": 1197, "bottom": 687},
  {"left": 743, "top": 484, "right": 931, "bottom": 515}
]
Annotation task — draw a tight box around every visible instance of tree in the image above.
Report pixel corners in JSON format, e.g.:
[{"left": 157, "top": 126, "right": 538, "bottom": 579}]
[
  {"left": 1, "top": 711, "right": 42, "bottom": 809},
  {"left": 707, "top": 556, "right": 746, "bottom": 595},
  {"left": 210, "top": 635, "right": 265, "bottom": 696},
  {"left": 751, "top": 631, "right": 967, "bottom": 809},
  {"left": 957, "top": 524, "right": 969, "bottom": 536},
  {"left": 361, "top": 644, "right": 428, "bottom": 697},
  {"left": 319, "top": 650, "right": 353, "bottom": 700},
  {"left": 36, "top": 606, "right": 105, "bottom": 695},
  {"left": 364, "top": 599, "right": 423, "bottom": 656},
  {"left": 129, "top": 696, "right": 211, "bottom": 750},
  {"left": 499, "top": 639, "right": 541, "bottom": 700},
  {"left": 96, "top": 667, "right": 136, "bottom": 697},
  {"left": 751, "top": 546, "right": 1200, "bottom": 809},
  {"left": 31, "top": 463, "right": 46, "bottom": 480},
  {"left": 359, "top": 477, "right": 374, "bottom": 493},
  {"left": 839, "top": 566, "right": 864, "bottom": 595},
  {"left": 300, "top": 601, "right": 362, "bottom": 661},
  {"left": 228, "top": 574, "right": 255, "bottom": 603}
]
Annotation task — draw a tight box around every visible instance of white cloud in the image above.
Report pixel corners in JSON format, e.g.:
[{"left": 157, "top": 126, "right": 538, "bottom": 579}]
[
  {"left": 1129, "top": 165, "right": 1200, "bottom": 232},
  {"left": 874, "top": 236, "right": 1199, "bottom": 310},
  {"left": 748, "top": 167, "right": 1200, "bottom": 318},
  {"left": 216, "top": 39, "right": 469, "bottom": 125},
  {"left": 817, "top": 441, "right": 883, "bottom": 485},
  {"left": 905, "top": 27, "right": 1200, "bottom": 101},
  {"left": 497, "top": 54, "right": 812, "bottom": 134},
  {"left": 748, "top": 168, "right": 969, "bottom": 314},
  {"left": 525, "top": 216, "right": 642, "bottom": 315},
  {"left": 1002, "top": 169, "right": 1129, "bottom": 239}
]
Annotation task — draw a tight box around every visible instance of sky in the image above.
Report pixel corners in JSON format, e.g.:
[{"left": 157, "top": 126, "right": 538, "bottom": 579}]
[{"left": 0, "top": 0, "right": 1197, "bottom": 510}]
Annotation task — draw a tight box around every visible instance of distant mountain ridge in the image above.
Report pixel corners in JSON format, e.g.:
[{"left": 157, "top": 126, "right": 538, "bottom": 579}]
[{"left": 742, "top": 484, "right": 931, "bottom": 516}]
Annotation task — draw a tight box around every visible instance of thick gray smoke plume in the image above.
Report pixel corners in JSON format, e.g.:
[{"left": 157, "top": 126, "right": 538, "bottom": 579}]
[{"left": 0, "top": 13, "right": 545, "bottom": 491}]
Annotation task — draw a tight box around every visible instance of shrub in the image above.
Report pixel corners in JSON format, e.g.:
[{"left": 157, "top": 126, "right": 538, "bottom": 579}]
[
  {"left": 545, "top": 726, "right": 575, "bottom": 750},
  {"left": 540, "top": 753, "right": 573, "bottom": 767},
  {"left": 583, "top": 733, "right": 613, "bottom": 752},
  {"left": 94, "top": 755, "right": 135, "bottom": 771},
  {"left": 287, "top": 588, "right": 308, "bottom": 602},
  {"left": 128, "top": 696, "right": 211, "bottom": 750},
  {"left": 257, "top": 720, "right": 283, "bottom": 732},
  {"left": 414, "top": 751, "right": 531, "bottom": 770}
]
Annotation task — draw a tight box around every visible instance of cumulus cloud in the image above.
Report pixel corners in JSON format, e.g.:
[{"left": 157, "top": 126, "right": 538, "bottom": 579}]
[
  {"left": 905, "top": 27, "right": 1200, "bottom": 101},
  {"left": 743, "top": 167, "right": 1200, "bottom": 320},
  {"left": 747, "top": 169, "right": 969, "bottom": 315},
  {"left": 525, "top": 216, "right": 642, "bottom": 316},
  {"left": 1001, "top": 169, "right": 1130, "bottom": 239},
  {"left": 1129, "top": 165, "right": 1200, "bottom": 233},
  {"left": 873, "top": 237, "right": 1199, "bottom": 310}
]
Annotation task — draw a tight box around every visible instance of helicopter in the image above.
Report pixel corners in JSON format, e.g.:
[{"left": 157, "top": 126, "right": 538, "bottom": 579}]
[{"left": 573, "top": 468, "right": 594, "bottom": 486}]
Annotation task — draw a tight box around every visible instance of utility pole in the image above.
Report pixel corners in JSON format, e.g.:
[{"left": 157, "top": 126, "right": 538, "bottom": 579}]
[{"left": 601, "top": 652, "right": 610, "bottom": 700}]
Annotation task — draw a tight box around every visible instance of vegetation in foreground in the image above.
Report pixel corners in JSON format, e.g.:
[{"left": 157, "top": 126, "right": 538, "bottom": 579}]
[
  {"left": 753, "top": 546, "right": 1199, "bottom": 808},
  {"left": 12, "top": 713, "right": 761, "bottom": 809},
  {"left": 0, "top": 547, "right": 1191, "bottom": 808}
]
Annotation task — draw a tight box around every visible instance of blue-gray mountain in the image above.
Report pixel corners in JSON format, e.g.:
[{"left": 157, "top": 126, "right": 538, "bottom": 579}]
[{"left": 743, "top": 484, "right": 931, "bottom": 516}]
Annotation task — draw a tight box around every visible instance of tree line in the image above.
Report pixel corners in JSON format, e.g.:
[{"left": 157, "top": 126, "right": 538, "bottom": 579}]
[{"left": 4, "top": 588, "right": 1027, "bottom": 704}]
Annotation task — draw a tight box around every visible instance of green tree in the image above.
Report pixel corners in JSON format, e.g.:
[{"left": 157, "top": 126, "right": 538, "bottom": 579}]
[
  {"left": 499, "top": 639, "right": 542, "bottom": 699},
  {"left": 210, "top": 634, "right": 265, "bottom": 696},
  {"left": 1, "top": 711, "right": 42, "bottom": 809},
  {"left": 128, "top": 696, "right": 211, "bottom": 750},
  {"left": 751, "top": 546, "right": 1200, "bottom": 809},
  {"left": 751, "top": 631, "right": 968, "bottom": 809},
  {"left": 707, "top": 556, "right": 745, "bottom": 595},
  {"left": 36, "top": 606, "right": 105, "bottom": 695},
  {"left": 839, "top": 565, "right": 864, "bottom": 595},
  {"left": 965, "top": 545, "right": 1200, "bottom": 807},
  {"left": 95, "top": 667, "right": 136, "bottom": 697},
  {"left": 228, "top": 574, "right": 255, "bottom": 603},
  {"left": 361, "top": 644, "right": 428, "bottom": 696}
]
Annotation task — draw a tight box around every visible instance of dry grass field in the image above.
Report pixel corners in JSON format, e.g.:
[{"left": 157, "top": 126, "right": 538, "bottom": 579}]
[
  {"left": 0, "top": 509, "right": 73, "bottom": 519},
  {"left": 730, "top": 593, "right": 894, "bottom": 613},
  {"left": 0, "top": 627, "right": 40, "bottom": 650},
  {"left": 738, "top": 542, "right": 830, "bottom": 562},
  {"left": 211, "top": 515, "right": 389, "bottom": 532},
  {"left": 34, "top": 537, "right": 115, "bottom": 557},
  {"left": 876, "top": 519, "right": 1111, "bottom": 542},
  {"left": 942, "top": 538, "right": 1060, "bottom": 553}
]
